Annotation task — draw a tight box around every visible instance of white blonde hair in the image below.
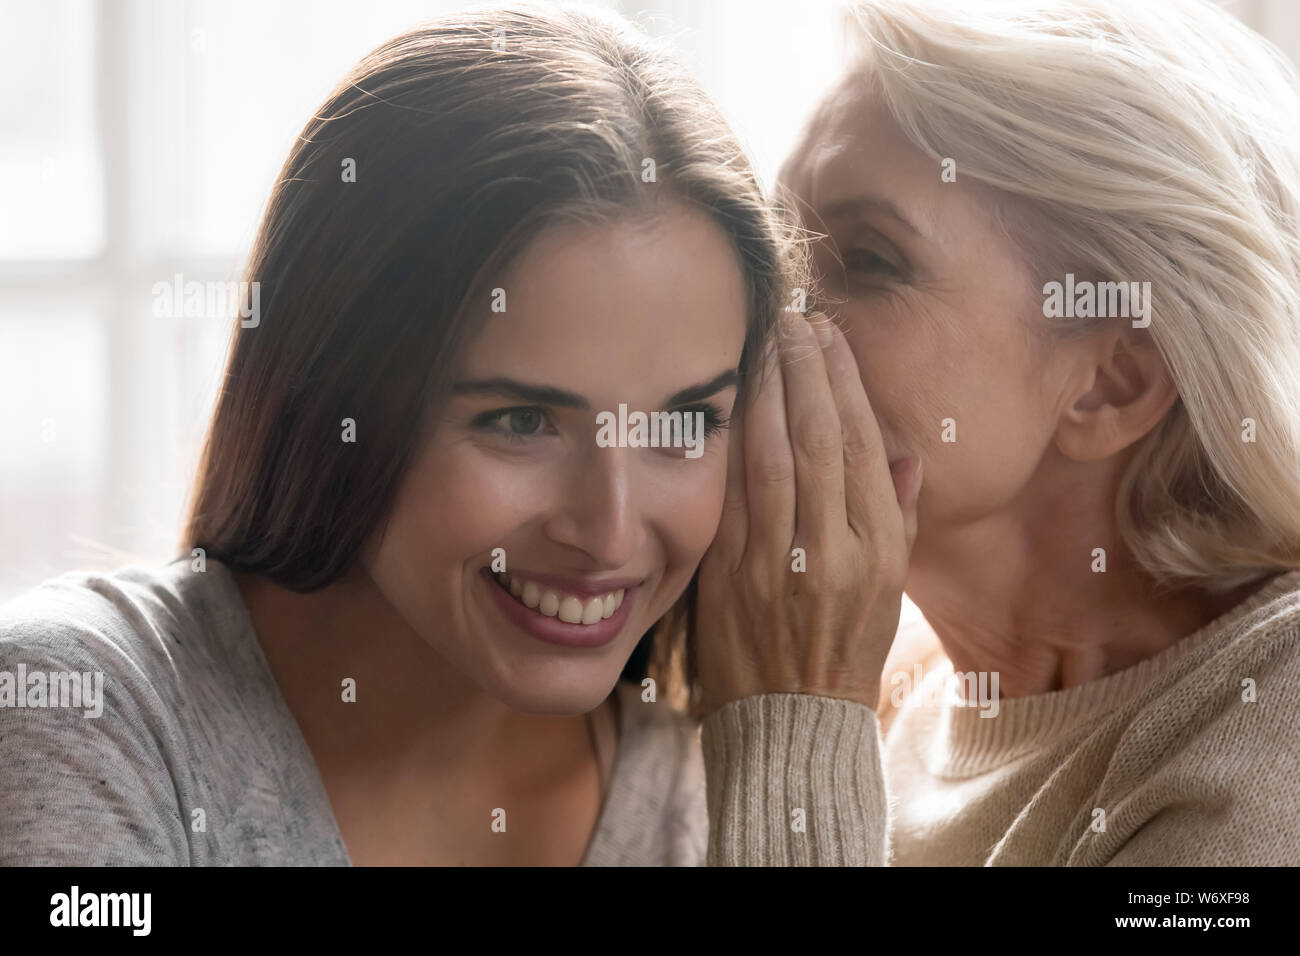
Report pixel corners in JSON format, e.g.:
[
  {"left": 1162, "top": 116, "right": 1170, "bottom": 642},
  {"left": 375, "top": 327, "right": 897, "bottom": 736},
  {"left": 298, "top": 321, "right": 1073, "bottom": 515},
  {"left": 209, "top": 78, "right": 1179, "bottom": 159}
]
[{"left": 848, "top": 0, "right": 1300, "bottom": 593}]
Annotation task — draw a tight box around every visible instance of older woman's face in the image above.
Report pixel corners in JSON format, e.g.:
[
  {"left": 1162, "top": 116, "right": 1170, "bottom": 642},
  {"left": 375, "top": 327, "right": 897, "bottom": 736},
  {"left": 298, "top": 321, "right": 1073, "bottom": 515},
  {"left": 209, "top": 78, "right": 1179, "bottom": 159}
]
[{"left": 780, "top": 75, "right": 1082, "bottom": 563}]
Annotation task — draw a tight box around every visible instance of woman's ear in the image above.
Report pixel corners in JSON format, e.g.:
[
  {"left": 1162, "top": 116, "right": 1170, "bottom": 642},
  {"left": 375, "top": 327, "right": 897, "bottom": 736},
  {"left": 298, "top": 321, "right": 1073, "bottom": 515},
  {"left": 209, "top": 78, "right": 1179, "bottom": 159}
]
[{"left": 1055, "top": 324, "right": 1179, "bottom": 462}]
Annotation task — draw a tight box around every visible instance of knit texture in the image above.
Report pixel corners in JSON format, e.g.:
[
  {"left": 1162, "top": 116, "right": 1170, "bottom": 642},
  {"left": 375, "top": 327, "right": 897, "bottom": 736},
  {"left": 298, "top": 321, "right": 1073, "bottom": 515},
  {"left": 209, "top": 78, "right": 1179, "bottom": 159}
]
[
  {"left": 0, "top": 559, "right": 706, "bottom": 866},
  {"left": 7, "top": 559, "right": 1297, "bottom": 866},
  {"left": 701, "top": 693, "right": 887, "bottom": 865},
  {"left": 701, "top": 569, "right": 1300, "bottom": 865}
]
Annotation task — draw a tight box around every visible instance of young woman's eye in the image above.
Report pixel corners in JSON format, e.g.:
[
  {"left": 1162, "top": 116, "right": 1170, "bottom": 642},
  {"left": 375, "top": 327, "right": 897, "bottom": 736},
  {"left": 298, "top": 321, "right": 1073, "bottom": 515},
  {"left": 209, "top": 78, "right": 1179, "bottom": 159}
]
[
  {"left": 676, "top": 403, "right": 730, "bottom": 440},
  {"left": 472, "top": 406, "right": 553, "bottom": 442},
  {"left": 505, "top": 408, "right": 543, "bottom": 435}
]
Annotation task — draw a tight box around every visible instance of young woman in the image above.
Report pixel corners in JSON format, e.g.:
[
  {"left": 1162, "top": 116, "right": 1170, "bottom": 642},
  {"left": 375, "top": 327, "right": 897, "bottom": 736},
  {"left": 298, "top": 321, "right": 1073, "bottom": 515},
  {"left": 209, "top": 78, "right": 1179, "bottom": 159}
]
[{"left": 0, "top": 5, "right": 793, "bottom": 865}]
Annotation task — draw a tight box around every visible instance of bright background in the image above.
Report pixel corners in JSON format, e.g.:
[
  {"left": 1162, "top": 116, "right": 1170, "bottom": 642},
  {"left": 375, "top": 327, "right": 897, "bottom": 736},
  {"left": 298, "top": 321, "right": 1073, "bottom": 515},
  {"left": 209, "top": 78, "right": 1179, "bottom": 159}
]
[{"left": 1, "top": 0, "right": 1297, "bottom": 606}]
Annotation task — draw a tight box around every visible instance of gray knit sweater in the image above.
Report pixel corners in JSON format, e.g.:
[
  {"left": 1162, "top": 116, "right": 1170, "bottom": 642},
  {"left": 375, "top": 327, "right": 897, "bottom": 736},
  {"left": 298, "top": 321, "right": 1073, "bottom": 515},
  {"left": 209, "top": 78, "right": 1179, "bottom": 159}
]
[
  {"left": 4, "top": 560, "right": 1298, "bottom": 865},
  {"left": 0, "top": 559, "right": 706, "bottom": 865}
]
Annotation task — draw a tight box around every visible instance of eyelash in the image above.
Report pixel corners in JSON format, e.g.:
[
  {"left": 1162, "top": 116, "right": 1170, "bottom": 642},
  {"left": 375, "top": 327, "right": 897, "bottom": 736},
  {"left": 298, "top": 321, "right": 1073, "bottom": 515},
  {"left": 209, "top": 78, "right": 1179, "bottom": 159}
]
[
  {"left": 681, "top": 403, "right": 730, "bottom": 439},
  {"left": 471, "top": 404, "right": 731, "bottom": 444},
  {"left": 472, "top": 407, "right": 557, "bottom": 444},
  {"left": 843, "top": 247, "right": 904, "bottom": 280}
]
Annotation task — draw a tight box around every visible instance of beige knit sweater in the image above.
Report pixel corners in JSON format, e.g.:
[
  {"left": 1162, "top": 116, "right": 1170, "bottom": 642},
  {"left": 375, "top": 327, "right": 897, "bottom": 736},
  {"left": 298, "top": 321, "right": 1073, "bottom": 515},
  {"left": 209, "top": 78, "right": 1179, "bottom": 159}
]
[{"left": 700, "top": 569, "right": 1300, "bottom": 865}]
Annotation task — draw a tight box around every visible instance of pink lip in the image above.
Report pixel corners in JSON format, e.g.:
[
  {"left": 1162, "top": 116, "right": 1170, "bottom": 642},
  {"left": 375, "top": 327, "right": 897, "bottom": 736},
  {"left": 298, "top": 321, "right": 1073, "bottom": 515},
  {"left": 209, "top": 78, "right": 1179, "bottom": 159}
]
[
  {"left": 480, "top": 567, "right": 637, "bottom": 649},
  {"left": 497, "top": 568, "right": 643, "bottom": 598}
]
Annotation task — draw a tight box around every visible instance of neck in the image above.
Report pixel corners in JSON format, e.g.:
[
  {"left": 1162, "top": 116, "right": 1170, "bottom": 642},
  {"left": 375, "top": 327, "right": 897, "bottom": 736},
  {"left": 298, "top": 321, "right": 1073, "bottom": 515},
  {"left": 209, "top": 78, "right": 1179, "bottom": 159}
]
[
  {"left": 232, "top": 566, "right": 588, "bottom": 776},
  {"left": 905, "top": 460, "right": 1263, "bottom": 698}
]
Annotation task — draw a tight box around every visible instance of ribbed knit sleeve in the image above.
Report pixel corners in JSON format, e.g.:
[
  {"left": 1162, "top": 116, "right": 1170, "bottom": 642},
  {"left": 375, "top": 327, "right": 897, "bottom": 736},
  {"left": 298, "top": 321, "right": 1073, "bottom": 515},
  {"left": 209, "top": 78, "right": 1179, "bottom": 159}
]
[{"left": 700, "top": 693, "right": 888, "bottom": 866}]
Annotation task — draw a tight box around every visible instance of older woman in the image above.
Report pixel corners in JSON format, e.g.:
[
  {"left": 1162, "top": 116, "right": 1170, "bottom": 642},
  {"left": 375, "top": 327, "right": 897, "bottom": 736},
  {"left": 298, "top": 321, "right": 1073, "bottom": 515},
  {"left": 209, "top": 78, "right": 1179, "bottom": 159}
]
[{"left": 697, "top": 0, "right": 1300, "bottom": 865}]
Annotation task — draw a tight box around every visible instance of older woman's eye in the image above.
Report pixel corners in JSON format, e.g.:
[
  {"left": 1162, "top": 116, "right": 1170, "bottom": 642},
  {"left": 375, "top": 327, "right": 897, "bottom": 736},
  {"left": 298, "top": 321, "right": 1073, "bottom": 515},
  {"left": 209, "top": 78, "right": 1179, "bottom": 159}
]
[{"left": 844, "top": 248, "right": 903, "bottom": 278}]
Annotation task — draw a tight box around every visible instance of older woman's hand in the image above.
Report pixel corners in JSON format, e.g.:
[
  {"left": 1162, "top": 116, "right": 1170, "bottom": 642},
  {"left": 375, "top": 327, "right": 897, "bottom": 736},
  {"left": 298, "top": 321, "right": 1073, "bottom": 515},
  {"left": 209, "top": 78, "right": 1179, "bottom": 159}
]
[{"left": 695, "top": 313, "right": 923, "bottom": 715}]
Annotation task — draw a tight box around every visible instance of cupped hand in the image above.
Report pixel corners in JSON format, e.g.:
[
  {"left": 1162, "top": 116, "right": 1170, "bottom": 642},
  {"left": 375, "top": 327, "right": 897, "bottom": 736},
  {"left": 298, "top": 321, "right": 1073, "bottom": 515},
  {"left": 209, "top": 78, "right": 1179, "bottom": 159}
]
[{"left": 695, "top": 313, "right": 923, "bottom": 714}]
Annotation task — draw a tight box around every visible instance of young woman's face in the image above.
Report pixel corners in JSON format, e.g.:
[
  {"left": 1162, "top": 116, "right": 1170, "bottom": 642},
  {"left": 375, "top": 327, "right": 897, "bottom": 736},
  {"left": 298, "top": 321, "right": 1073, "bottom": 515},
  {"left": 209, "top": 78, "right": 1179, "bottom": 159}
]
[{"left": 365, "top": 203, "right": 749, "bottom": 713}]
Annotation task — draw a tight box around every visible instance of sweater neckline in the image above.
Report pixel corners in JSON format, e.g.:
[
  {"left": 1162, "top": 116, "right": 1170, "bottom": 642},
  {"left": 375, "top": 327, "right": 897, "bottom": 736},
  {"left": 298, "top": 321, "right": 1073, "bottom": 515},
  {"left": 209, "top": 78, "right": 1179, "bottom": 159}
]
[
  {"left": 577, "top": 680, "right": 631, "bottom": 865},
  {"left": 921, "top": 569, "right": 1300, "bottom": 777},
  {"left": 205, "top": 559, "right": 634, "bottom": 866}
]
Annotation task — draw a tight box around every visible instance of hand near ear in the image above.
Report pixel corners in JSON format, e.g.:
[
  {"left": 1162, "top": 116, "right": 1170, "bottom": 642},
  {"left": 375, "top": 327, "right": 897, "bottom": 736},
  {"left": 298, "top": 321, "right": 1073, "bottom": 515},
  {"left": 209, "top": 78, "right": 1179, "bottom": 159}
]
[{"left": 694, "top": 314, "right": 923, "bottom": 714}]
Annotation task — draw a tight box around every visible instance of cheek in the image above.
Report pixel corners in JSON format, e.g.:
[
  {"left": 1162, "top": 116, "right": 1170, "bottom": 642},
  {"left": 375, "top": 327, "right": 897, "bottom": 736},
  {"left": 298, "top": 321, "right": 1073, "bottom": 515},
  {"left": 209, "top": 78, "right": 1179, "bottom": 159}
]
[
  {"left": 654, "top": 452, "right": 730, "bottom": 561},
  {"left": 422, "top": 451, "right": 539, "bottom": 555},
  {"left": 922, "top": 376, "right": 1051, "bottom": 515},
  {"left": 843, "top": 307, "right": 1052, "bottom": 516},
  {"left": 636, "top": 456, "right": 728, "bottom": 616},
  {"left": 376, "top": 439, "right": 731, "bottom": 580},
  {"left": 626, "top": 447, "right": 730, "bottom": 579},
  {"left": 841, "top": 307, "right": 941, "bottom": 454},
  {"left": 367, "top": 441, "right": 536, "bottom": 610}
]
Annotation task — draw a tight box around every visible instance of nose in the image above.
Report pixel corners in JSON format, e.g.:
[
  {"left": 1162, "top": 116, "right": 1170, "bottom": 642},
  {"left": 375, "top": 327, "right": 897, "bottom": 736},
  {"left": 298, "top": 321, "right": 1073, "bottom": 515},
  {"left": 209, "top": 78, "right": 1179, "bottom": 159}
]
[{"left": 542, "top": 445, "right": 645, "bottom": 569}]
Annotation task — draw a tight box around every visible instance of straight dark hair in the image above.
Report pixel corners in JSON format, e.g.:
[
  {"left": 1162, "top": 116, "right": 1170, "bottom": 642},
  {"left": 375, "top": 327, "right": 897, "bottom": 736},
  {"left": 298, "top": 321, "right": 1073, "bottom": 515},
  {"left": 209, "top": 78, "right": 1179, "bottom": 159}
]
[{"left": 182, "top": 3, "right": 797, "bottom": 717}]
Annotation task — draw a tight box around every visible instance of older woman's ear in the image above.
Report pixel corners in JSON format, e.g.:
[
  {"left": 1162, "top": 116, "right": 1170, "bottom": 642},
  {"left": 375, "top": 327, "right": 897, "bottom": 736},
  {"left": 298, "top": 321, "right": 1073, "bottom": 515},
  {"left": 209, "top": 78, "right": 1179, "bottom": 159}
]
[{"left": 1053, "top": 325, "right": 1180, "bottom": 463}]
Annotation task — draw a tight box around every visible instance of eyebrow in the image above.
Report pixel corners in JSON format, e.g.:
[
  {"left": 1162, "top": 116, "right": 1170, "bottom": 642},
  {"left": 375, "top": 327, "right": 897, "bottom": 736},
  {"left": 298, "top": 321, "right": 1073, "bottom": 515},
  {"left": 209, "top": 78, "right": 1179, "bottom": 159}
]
[
  {"left": 663, "top": 369, "right": 739, "bottom": 407},
  {"left": 450, "top": 369, "right": 740, "bottom": 410},
  {"left": 816, "top": 196, "right": 927, "bottom": 241}
]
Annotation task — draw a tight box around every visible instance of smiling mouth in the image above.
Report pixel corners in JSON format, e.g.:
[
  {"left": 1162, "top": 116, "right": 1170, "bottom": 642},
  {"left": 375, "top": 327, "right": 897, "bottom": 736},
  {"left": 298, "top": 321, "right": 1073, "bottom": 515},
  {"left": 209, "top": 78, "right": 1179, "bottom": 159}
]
[{"left": 492, "top": 572, "right": 625, "bottom": 626}]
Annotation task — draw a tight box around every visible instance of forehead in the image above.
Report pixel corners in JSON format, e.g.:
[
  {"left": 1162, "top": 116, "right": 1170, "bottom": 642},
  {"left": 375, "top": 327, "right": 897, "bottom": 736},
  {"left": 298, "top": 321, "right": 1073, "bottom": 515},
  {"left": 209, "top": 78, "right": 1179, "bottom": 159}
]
[
  {"left": 783, "top": 73, "right": 946, "bottom": 239},
  {"left": 456, "top": 204, "right": 748, "bottom": 395}
]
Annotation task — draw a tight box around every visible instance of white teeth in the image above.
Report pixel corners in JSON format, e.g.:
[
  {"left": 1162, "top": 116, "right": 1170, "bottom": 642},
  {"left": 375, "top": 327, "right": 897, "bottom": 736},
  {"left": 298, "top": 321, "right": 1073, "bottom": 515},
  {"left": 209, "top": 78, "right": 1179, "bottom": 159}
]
[
  {"left": 494, "top": 572, "right": 629, "bottom": 627},
  {"left": 557, "top": 597, "right": 583, "bottom": 624}
]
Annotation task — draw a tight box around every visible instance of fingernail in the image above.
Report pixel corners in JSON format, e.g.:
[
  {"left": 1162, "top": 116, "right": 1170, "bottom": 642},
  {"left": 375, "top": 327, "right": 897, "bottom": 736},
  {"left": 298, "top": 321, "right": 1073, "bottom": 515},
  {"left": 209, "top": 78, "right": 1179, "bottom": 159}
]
[
  {"left": 891, "top": 457, "right": 923, "bottom": 511},
  {"left": 904, "top": 458, "right": 924, "bottom": 510}
]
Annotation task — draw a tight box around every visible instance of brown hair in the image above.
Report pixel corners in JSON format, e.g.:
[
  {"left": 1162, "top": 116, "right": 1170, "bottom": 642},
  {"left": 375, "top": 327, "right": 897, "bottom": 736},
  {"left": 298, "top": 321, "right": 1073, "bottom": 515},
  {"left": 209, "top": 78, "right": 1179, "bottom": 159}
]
[{"left": 182, "top": 3, "right": 796, "bottom": 716}]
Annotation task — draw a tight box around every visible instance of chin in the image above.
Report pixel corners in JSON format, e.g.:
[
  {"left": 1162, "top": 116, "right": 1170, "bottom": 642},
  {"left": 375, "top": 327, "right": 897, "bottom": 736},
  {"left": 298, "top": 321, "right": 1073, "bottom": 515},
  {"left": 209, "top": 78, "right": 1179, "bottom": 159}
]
[{"left": 484, "top": 668, "right": 621, "bottom": 715}]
